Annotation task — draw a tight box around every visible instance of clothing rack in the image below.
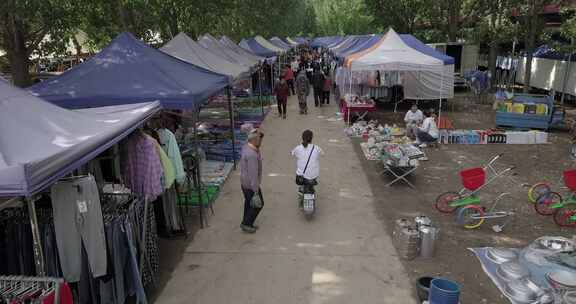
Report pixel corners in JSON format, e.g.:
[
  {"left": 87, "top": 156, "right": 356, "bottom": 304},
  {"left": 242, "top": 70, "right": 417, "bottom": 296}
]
[{"left": 0, "top": 275, "right": 63, "bottom": 304}]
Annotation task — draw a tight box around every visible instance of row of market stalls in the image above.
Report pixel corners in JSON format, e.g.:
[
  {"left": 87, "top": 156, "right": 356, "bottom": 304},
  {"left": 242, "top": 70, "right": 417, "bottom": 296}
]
[
  {"left": 314, "top": 29, "right": 454, "bottom": 120},
  {"left": 0, "top": 32, "right": 300, "bottom": 303}
]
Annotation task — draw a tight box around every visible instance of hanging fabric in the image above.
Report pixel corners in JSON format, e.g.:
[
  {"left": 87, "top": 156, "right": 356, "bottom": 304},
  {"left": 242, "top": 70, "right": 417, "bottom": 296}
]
[
  {"left": 122, "top": 132, "right": 164, "bottom": 201},
  {"left": 157, "top": 128, "right": 186, "bottom": 184},
  {"left": 51, "top": 175, "right": 107, "bottom": 283}
]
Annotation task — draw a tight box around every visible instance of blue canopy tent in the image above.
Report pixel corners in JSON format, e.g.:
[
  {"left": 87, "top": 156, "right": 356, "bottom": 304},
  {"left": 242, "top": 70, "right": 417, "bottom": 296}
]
[
  {"left": 269, "top": 37, "right": 291, "bottom": 50},
  {"left": 335, "top": 35, "right": 382, "bottom": 61},
  {"left": 326, "top": 36, "right": 346, "bottom": 48},
  {"left": 239, "top": 38, "right": 278, "bottom": 58},
  {"left": 399, "top": 34, "right": 455, "bottom": 65},
  {"left": 30, "top": 32, "right": 231, "bottom": 110},
  {"left": 293, "top": 37, "right": 308, "bottom": 44},
  {"left": 311, "top": 36, "right": 342, "bottom": 49},
  {"left": 334, "top": 35, "right": 373, "bottom": 59},
  {"left": 282, "top": 37, "right": 299, "bottom": 47}
]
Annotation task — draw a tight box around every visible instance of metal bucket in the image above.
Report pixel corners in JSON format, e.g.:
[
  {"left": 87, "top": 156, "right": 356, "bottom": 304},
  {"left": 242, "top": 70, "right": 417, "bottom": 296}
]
[
  {"left": 419, "top": 225, "right": 440, "bottom": 258},
  {"left": 396, "top": 226, "right": 420, "bottom": 260}
]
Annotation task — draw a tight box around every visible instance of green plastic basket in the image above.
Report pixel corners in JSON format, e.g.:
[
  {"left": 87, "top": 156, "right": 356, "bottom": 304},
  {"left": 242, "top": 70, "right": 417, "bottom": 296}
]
[{"left": 178, "top": 185, "right": 220, "bottom": 207}]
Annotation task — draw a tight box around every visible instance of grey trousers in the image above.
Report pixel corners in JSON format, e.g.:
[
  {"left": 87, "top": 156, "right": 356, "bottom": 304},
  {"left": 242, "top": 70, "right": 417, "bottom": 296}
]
[{"left": 51, "top": 175, "right": 107, "bottom": 282}]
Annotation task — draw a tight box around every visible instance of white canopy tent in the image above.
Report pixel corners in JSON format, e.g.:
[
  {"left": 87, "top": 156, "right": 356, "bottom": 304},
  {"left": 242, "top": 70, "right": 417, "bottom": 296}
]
[{"left": 342, "top": 29, "right": 454, "bottom": 116}]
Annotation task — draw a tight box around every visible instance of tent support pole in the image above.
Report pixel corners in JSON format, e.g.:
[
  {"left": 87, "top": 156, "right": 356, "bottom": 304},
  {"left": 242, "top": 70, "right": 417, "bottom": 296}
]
[
  {"left": 26, "top": 196, "right": 46, "bottom": 276},
  {"left": 193, "top": 110, "right": 206, "bottom": 228},
  {"left": 439, "top": 69, "right": 444, "bottom": 121},
  {"left": 227, "top": 86, "right": 237, "bottom": 170},
  {"left": 561, "top": 38, "right": 574, "bottom": 106}
]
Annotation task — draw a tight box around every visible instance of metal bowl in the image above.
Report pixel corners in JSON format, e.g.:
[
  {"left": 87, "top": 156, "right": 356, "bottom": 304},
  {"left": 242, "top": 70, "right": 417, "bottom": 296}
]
[
  {"left": 497, "top": 262, "right": 530, "bottom": 282},
  {"left": 564, "top": 290, "right": 576, "bottom": 304},
  {"left": 532, "top": 237, "right": 575, "bottom": 252},
  {"left": 486, "top": 248, "right": 518, "bottom": 264},
  {"left": 503, "top": 280, "right": 538, "bottom": 303},
  {"left": 547, "top": 269, "right": 576, "bottom": 288}
]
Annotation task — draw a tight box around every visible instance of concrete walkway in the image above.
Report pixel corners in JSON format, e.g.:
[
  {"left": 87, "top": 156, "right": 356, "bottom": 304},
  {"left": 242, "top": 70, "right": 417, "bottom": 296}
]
[{"left": 155, "top": 95, "right": 416, "bottom": 304}]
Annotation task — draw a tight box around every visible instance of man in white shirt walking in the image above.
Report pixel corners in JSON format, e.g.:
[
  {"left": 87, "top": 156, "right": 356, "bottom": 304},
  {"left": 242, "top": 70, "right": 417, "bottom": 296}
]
[{"left": 404, "top": 104, "right": 424, "bottom": 139}]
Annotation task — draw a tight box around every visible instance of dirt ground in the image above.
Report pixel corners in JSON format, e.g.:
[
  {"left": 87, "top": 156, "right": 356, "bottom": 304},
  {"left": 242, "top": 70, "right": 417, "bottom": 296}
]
[{"left": 354, "top": 93, "right": 576, "bottom": 303}]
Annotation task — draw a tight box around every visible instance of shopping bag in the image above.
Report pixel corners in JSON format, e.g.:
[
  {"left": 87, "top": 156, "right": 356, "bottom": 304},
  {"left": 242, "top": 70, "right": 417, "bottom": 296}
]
[{"left": 250, "top": 192, "right": 263, "bottom": 208}]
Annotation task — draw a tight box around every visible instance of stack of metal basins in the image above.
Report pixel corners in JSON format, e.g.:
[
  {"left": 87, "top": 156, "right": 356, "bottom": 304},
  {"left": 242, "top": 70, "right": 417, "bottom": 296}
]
[{"left": 393, "top": 219, "right": 420, "bottom": 260}]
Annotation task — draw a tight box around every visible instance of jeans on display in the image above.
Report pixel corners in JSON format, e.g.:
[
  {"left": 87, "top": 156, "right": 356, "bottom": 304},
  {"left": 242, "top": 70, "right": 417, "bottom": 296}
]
[
  {"left": 125, "top": 221, "right": 148, "bottom": 304},
  {"left": 51, "top": 175, "right": 107, "bottom": 282},
  {"left": 241, "top": 188, "right": 264, "bottom": 227}
]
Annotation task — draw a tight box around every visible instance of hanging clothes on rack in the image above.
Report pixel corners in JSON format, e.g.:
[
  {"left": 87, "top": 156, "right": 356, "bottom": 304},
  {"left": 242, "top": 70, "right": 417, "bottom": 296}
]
[
  {"left": 121, "top": 133, "right": 164, "bottom": 201},
  {"left": 50, "top": 175, "right": 107, "bottom": 283},
  {"left": 155, "top": 128, "right": 185, "bottom": 233},
  {"left": 157, "top": 128, "right": 185, "bottom": 184},
  {"left": 0, "top": 276, "right": 73, "bottom": 304}
]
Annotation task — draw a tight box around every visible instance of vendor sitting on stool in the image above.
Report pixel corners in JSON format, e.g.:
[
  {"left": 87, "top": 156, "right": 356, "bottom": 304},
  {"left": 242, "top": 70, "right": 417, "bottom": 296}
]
[
  {"left": 415, "top": 111, "right": 439, "bottom": 148},
  {"left": 404, "top": 104, "right": 423, "bottom": 139}
]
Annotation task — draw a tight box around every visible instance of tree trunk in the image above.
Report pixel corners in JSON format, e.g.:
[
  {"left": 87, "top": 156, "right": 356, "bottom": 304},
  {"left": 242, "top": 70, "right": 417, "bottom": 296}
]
[
  {"left": 8, "top": 48, "right": 31, "bottom": 87},
  {"left": 4, "top": 18, "right": 31, "bottom": 87},
  {"left": 523, "top": 4, "right": 537, "bottom": 93},
  {"left": 488, "top": 41, "right": 499, "bottom": 88},
  {"left": 447, "top": 0, "right": 460, "bottom": 42}
]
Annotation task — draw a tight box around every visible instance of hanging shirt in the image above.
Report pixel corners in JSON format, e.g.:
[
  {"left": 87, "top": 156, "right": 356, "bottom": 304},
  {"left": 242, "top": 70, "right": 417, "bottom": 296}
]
[
  {"left": 157, "top": 128, "right": 186, "bottom": 184},
  {"left": 420, "top": 117, "right": 439, "bottom": 139},
  {"left": 291, "top": 144, "right": 324, "bottom": 180},
  {"left": 122, "top": 133, "right": 164, "bottom": 200},
  {"left": 153, "top": 139, "right": 175, "bottom": 189}
]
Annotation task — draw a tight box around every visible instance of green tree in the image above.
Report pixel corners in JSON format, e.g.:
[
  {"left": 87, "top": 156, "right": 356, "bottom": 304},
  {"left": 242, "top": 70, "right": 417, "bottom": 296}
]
[
  {"left": 313, "top": 0, "right": 373, "bottom": 35},
  {"left": 0, "top": 0, "right": 81, "bottom": 86},
  {"left": 364, "top": 0, "right": 429, "bottom": 34}
]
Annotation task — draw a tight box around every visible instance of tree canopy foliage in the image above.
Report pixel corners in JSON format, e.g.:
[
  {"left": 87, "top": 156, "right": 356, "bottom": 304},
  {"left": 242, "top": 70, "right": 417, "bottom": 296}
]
[{"left": 1, "top": 0, "right": 575, "bottom": 88}]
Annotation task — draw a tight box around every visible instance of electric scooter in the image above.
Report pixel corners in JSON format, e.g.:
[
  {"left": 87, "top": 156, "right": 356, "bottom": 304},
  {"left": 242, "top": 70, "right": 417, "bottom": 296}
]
[{"left": 298, "top": 179, "right": 317, "bottom": 219}]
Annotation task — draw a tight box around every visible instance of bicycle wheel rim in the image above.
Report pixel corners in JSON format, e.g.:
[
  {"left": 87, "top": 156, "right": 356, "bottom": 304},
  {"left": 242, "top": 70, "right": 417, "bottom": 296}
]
[
  {"left": 534, "top": 192, "right": 561, "bottom": 216},
  {"left": 528, "top": 183, "right": 550, "bottom": 203},
  {"left": 554, "top": 206, "right": 576, "bottom": 227},
  {"left": 435, "top": 192, "right": 460, "bottom": 213},
  {"left": 458, "top": 205, "right": 485, "bottom": 229}
]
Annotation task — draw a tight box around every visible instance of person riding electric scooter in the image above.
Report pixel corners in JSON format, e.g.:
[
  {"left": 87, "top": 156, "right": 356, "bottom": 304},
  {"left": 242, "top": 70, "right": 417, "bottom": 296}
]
[{"left": 291, "top": 130, "right": 324, "bottom": 217}]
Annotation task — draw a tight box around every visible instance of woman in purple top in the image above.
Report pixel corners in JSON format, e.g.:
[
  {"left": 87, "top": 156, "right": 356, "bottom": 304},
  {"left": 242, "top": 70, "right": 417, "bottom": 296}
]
[{"left": 240, "top": 129, "right": 264, "bottom": 233}]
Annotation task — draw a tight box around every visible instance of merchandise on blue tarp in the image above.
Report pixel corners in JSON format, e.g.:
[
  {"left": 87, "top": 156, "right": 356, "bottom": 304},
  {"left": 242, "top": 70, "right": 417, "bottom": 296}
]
[
  {"left": 29, "top": 32, "right": 230, "bottom": 110},
  {"left": 0, "top": 81, "right": 160, "bottom": 197},
  {"left": 470, "top": 236, "right": 576, "bottom": 304}
]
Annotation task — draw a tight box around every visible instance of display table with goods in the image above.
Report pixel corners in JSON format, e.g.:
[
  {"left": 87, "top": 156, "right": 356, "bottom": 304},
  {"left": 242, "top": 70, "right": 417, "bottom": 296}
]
[
  {"left": 494, "top": 92, "right": 555, "bottom": 130},
  {"left": 380, "top": 143, "right": 426, "bottom": 188},
  {"left": 340, "top": 94, "right": 377, "bottom": 125},
  {"left": 470, "top": 236, "right": 576, "bottom": 304},
  {"left": 438, "top": 129, "right": 549, "bottom": 145}
]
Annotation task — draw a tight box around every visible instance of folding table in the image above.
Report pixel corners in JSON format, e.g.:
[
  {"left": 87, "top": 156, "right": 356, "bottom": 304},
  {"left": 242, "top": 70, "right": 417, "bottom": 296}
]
[
  {"left": 340, "top": 99, "right": 376, "bottom": 125},
  {"left": 379, "top": 144, "right": 424, "bottom": 188},
  {"left": 381, "top": 160, "right": 418, "bottom": 189}
]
